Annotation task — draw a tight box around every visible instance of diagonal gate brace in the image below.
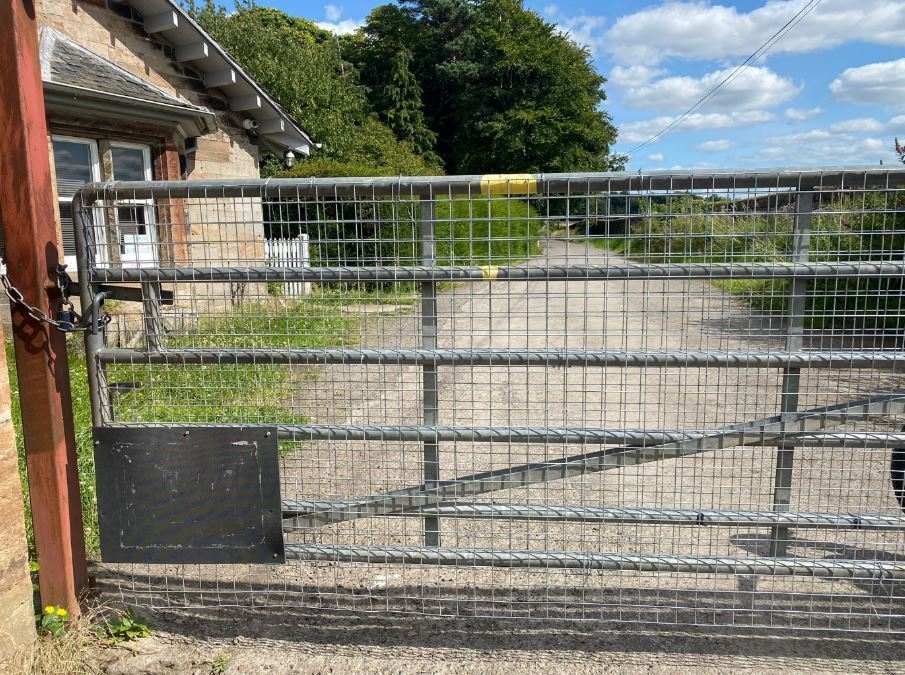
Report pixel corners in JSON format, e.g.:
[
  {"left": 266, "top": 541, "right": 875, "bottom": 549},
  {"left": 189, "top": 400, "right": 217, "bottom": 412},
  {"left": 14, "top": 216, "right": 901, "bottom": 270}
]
[{"left": 284, "top": 394, "right": 905, "bottom": 529}]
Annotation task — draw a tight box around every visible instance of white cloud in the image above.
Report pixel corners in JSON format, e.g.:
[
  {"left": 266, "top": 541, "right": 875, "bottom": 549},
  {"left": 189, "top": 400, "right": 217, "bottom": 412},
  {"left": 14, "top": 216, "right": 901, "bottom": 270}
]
[
  {"left": 618, "top": 110, "right": 776, "bottom": 144},
  {"left": 696, "top": 139, "right": 732, "bottom": 151},
  {"left": 744, "top": 114, "right": 905, "bottom": 166},
  {"left": 543, "top": 7, "right": 608, "bottom": 57},
  {"left": 749, "top": 136, "right": 895, "bottom": 166},
  {"left": 829, "top": 117, "right": 886, "bottom": 133},
  {"left": 768, "top": 115, "right": 904, "bottom": 147},
  {"left": 608, "top": 65, "right": 666, "bottom": 88},
  {"left": 783, "top": 107, "right": 822, "bottom": 121},
  {"left": 623, "top": 66, "right": 800, "bottom": 112},
  {"left": 647, "top": 153, "right": 665, "bottom": 162},
  {"left": 666, "top": 161, "right": 721, "bottom": 170},
  {"left": 770, "top": 129, "right": 835, "bottom": 144},
  {"left": 830, "top": 58, "right": 905, "bottom": 107},
  {"left": 606, "top": 0, "right": 905, "bottom": 65},
  {"left": 324, "top": 4, "right": 343, "bottom": 22},
  {"left": 316, "top": 18, "right": 364, "bottom": 35}
]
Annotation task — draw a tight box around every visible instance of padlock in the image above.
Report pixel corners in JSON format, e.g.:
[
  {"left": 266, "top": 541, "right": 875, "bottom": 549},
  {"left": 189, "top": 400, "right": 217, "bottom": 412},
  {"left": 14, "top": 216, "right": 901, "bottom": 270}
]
[{"left": 56, "top": 309, "right": 77, "bottom": 329}]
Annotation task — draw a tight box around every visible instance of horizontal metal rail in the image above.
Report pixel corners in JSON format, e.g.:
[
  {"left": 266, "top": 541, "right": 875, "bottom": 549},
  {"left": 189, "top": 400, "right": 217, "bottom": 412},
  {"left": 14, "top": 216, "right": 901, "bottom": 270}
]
[
  {"left": 87, "top": 261, "right": 905, "bottom": 284},
  {"left": 97, "top": 347, "right": 905, "bottom": 370},
  {"left": 99, "top": 422, "right": 905, "bottom": 449},
  {"left": 284, "top": 544, "right": 905, "bottom": 579},
  {"left": 284, "top": 395, "right": 905, "bottom": 529},
  {"left": 282, "top": 500, "right": 905, "bottom": 531},
  {"left": 78, "top": 166, "right": 905, "bottom": 202}
]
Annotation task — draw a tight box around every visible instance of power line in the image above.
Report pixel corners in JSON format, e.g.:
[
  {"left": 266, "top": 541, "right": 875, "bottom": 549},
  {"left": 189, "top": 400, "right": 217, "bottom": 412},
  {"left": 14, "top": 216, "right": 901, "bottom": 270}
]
[{"left": 626, "top": 0, "right": 824, "bottom": 155}]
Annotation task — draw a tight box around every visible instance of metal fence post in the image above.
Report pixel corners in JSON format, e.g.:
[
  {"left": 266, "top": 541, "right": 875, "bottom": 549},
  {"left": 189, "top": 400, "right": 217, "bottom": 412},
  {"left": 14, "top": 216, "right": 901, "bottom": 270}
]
[
  {"left": 73, "top": 197, "right": 110, "bottom": 427},
  {"left": 769, "top": 189, "right": 813, "bottom": 557},
  {"left": 420, "top": 197, "right": 440, "bottom": 546},
  {"left": 0, "top": 0, "right": 87, "bottom": 613},
  {"left": 141, "top": 282, "right": 164, "bottom": 352}
]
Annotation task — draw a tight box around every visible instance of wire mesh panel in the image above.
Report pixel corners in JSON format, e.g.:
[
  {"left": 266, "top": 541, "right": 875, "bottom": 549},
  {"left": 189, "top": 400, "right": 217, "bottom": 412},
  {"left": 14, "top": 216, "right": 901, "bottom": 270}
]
[{"left": 74, "top": 168, "right": 905, "bottom": 632}]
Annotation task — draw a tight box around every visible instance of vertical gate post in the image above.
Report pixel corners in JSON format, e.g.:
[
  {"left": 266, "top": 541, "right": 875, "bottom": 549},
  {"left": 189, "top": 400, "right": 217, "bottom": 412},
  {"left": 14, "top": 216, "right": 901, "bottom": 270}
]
[
  {"left": 0, "top": 0, "right": 88, "bottom": 612},
  {"left": 141, "top": 282, "right": 165, "bottom": 352},
  {"left": 72, "top": 200, "right": 109, "bottom": 428},
  {"left": 420, "top": 198, "right": 440, "bottom": 546},
  {"left": 769, "top": 189, "right": 814, "bottom": 557}
]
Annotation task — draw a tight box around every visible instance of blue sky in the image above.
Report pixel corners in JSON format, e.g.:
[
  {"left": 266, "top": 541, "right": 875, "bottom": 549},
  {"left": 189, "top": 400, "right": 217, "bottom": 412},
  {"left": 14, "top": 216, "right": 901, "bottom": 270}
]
[{"left": 265, "top": 0, "right": 905, "bottom": 170}]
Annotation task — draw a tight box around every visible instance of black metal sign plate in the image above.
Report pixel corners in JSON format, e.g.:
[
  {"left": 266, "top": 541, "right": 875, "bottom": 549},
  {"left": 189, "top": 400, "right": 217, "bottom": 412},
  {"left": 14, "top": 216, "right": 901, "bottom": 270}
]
[{"left": 93, "top": 426, "right": 284, "bottom": 564}]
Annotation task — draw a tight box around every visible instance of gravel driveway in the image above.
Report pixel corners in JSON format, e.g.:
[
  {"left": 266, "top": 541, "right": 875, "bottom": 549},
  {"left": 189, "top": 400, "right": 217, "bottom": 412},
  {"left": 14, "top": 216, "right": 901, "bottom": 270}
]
[{"left": 94, "top": 238, "right": 905, "bottom": 672}]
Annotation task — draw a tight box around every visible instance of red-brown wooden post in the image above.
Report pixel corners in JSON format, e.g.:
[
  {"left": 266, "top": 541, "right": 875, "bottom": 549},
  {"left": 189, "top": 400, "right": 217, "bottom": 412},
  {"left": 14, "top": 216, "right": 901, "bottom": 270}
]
[{"left": 0, "top": 0, "right": 88, "bottom": 614}]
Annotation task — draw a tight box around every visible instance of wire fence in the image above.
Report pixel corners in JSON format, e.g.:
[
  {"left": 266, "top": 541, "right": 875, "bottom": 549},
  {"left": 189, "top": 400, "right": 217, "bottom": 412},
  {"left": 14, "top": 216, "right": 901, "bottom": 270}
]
[{"left": 74, "top": 168, "right": 905, "bottom": 632}]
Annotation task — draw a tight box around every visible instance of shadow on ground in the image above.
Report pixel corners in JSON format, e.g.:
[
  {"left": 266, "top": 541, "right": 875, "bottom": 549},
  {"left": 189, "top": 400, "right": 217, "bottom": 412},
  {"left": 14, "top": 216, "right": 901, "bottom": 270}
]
[{"left": 91, "top": 562, "right": 905, "bottom": 664}]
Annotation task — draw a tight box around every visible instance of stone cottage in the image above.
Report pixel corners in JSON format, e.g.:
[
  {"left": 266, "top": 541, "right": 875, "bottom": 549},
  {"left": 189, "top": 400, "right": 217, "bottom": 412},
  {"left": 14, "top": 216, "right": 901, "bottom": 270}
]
[{"left": 1, "top": 0, "right": 312, "bottom": 274}]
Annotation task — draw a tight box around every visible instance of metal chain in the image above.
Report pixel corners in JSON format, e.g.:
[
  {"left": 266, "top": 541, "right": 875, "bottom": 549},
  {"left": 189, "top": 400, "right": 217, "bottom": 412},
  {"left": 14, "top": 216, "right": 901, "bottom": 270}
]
[{"left": 1, "top": 267, "right": 108, "bottom": 333}]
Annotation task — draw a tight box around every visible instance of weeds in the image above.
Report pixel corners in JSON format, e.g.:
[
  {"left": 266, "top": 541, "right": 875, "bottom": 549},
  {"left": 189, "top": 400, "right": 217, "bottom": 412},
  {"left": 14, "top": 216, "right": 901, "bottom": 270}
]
[
  {"left": 96, "top": 610, "right": 151, "bottom": 644},
  {"left": 9, "top": 298, "right": 360, "bottom": 558},
  {"left": 210, "top": 649, "right": 235, "bottom": 674},
  {"left": 2, "top": 604, "right": 106, "bottom": 675},
  {"left": 37, "top": 606, "right": 70, "bottom": 638}
]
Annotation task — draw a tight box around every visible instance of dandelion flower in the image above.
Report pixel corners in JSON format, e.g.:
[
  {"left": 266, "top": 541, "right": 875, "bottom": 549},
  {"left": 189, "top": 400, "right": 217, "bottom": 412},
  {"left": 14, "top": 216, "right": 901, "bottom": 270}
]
[
  {"left": 44, "top": 605, "right": 55, "bottom": 614},
  {"left": 56, "top": 607, "right": 69, "bottom": 617}
]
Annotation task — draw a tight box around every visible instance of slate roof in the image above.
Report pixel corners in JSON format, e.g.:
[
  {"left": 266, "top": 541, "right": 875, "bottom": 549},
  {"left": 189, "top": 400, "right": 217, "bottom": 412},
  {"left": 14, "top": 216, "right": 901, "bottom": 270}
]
[{"left": 39, "top": 27, "right": 210, "bottom": 115}]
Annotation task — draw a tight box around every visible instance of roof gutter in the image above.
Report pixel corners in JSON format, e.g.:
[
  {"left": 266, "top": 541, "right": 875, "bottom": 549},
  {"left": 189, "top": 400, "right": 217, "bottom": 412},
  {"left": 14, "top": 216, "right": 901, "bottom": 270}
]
[{"left": 43, "top": 80, "right": 217, "bottom": 137}]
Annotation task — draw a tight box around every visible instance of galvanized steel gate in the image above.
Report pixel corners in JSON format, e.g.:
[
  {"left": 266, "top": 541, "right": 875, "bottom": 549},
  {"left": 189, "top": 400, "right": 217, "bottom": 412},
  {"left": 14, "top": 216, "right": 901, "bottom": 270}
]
[{"left": 75, "top": 169, "right": 905, "bottom": 631}]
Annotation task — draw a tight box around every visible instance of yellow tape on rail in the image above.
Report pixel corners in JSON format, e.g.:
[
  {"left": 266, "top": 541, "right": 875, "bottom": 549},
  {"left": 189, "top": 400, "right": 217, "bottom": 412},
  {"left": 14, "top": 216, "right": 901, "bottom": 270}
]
[
  {"left": 479, "top": 174, "right": 538, "bottom": 196},
  {"left": 480, "top": 265, "right": 500, "bottom": 281}
]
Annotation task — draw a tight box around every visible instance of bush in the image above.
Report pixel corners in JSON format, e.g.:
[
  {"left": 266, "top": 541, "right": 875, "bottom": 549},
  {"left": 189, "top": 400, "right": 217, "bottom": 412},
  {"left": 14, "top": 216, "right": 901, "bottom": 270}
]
[
  {"left": 192, "top": 4, "right": 441, "bottom": 174},
  {"left": 591, "top": 190, "right": 905, "bottom": 331}
]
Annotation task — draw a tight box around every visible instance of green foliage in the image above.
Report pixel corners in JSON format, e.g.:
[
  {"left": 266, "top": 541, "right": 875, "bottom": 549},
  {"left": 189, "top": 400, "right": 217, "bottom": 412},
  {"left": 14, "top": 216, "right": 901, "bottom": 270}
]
[
  {"left": 97, "top": 610, "right": 151, "bottom": 644},
  {"left": 211, "top": 650, "right": 235, "bottom": 675},
  {"left": 261, "top": 194, "right": 539, "bottom": 284},
  {"left": 381, "top": 48, "right": 439, "bottom": 162},
  {"left": 108, "top": 299, "right": 357, "bottom": 425},
  {"left": 37, "top": 606, "right": 70, "bottom": 638},
  {"left": 435, "top": 197, "right": 541, "bottom": 264},
  {"left": 191, "top": 3, "right": 439, "bottom": 174},
  {"left": 8, "top": 340, "right": 99, "bottom": 559},
  {"left": 589, "top": 190, "right": 905, "bottom": 331},
  {"left": 283, "top": 158, "right": 419, "bottom": 179},
  {"left": 346, "top": 0, "right": 620, "bottom": 174},
  {"left": 9, "top": 301, "right": 360, "bottom": 558}
]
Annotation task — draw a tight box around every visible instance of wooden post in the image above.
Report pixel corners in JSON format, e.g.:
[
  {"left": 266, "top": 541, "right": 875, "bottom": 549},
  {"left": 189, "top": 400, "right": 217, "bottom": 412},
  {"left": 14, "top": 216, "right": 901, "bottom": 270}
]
[{"left": 0, "top": 0, "right": 88, "bottom": 613}]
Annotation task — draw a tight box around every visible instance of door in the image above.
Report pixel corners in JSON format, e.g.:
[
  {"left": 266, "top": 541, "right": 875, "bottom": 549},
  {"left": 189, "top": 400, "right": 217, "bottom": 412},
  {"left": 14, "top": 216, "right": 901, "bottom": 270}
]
[{"left": 111, "top": 143, "right": 157, "bottom": 268}]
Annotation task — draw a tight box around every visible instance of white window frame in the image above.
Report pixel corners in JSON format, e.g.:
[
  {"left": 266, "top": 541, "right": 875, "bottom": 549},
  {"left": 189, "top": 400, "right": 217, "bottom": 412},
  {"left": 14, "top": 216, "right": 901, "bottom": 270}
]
[
  {"left": 51, "top": 135, "right": 102, "bottom": 270},
  {"left": 110, "top": 141, "right": 158, "bottom": 269}
]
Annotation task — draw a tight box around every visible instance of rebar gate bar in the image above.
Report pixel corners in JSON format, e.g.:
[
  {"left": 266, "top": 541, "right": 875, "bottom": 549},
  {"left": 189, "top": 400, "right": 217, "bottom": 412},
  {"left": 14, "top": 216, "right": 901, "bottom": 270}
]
[{"left": 75, "top": 168, "right": 905, "bottom": 632}]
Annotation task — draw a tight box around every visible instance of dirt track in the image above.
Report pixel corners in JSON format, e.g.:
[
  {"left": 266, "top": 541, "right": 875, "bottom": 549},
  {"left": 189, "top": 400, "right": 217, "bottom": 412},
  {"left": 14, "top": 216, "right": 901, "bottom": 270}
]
[{"left": 93, "top": 239, "right": 905, "bottom": 672}]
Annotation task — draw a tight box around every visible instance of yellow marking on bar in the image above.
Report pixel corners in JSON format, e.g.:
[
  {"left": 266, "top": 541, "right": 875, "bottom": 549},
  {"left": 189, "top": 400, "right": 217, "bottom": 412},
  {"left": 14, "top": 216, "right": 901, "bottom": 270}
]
[
  {"left": 480, "top": 174, "right": 538, "bottom": 196},
  {"left": 481, "top": 265, "right": 500, "bottom": 281}
]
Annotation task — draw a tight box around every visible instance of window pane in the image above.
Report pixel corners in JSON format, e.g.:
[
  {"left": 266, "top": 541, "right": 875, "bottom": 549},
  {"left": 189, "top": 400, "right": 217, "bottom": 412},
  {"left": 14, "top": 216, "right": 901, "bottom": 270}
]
[
  {"left": 58, "top": 202, "right": 76, "bottom": 256},
  {"left": 52, "top": 140, "right": 93, "bottom": 198},
  {"left": 117, "top": 205, "right": 147, "bottom": 234},
  {"left": 111, "top": 146, "right": 148, "bottom": 181}
]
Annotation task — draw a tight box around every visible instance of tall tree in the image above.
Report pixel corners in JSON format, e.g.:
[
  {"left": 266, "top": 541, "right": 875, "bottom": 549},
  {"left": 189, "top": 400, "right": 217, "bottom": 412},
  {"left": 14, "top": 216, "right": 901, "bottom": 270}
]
[
  {"left": 381, "top": 48, "right": 439, "bottom": 163},
  {"left": 190, "top": 2, "right": 438, "bottom": 175},
  {"left": 345, "top": 0, "right": 622, "bottom": 174}
]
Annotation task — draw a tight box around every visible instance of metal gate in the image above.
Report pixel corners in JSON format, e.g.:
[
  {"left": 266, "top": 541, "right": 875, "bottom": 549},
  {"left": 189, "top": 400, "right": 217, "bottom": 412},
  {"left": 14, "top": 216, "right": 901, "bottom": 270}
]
[{"left": 74, "top": 168, "right": 905, "bottom": 632}]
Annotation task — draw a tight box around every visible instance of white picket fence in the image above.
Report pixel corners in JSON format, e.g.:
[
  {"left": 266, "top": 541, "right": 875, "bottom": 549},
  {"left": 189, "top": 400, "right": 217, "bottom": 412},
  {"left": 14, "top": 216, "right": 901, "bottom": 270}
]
[{"left": 265, "top": 234, "right": 310, "bottom": 297}]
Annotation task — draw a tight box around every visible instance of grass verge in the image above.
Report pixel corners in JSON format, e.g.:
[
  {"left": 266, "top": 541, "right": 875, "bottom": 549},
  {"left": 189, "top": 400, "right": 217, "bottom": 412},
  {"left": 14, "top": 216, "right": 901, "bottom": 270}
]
[
  {"left": 0, "top": 604, "right": 107, "bottom": 675},
  {"left": 9, "top": 298, "right": 360, "bottom": 558},
  {"left": 585, "top": 193, "right": 905, "bottom": 331},
  {"left": 10, "top": 197, "right": 539, "bottom": 560}
]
